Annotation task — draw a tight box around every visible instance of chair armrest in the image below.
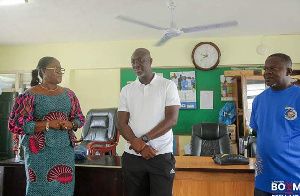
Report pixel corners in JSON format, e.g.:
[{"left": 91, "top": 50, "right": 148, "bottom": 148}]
[
  {"left": 86, "top": 142, "right": 118, "bottom": 155},
  {"left": 84, "top": 130, "right": 120, "bottom": 155}
]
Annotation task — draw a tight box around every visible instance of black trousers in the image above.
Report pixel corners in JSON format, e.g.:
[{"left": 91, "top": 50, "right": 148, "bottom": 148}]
[
  {"left": 122, "top": 152, "right": 175, "bottom": 196},
  {"left": 254, "top": 188, "right": 272, "bottom": 196}
]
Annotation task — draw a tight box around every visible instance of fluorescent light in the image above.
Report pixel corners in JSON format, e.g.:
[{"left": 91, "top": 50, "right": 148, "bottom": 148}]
[{"left": 0, "top": 0, "right": 26, "bottom": 6}]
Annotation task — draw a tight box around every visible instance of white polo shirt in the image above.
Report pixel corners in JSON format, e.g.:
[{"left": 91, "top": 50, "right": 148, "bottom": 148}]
[{"left": 118, "top": 73, "right": 181, "bottom": 155}]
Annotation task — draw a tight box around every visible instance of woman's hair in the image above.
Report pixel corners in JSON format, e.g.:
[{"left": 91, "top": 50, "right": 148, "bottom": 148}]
[{"left": 30, "top": 56, "right": 57, "bottom": 87}]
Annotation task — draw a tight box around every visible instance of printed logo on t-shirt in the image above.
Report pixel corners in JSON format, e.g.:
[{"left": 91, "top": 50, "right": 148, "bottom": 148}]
[
  {"left": 271, "top": 181, "right": 300, "bottom": 196},
  {"left": 284, "top": 107, "right": 297, "bottom": 120}
]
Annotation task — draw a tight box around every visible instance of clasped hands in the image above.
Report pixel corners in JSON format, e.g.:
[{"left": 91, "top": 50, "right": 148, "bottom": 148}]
[
  {"left": 129, "top": 137, "right": 158, "bottom": 160},
  {"left": 52, "top": 119, "right": 72, "bottom": 130}
]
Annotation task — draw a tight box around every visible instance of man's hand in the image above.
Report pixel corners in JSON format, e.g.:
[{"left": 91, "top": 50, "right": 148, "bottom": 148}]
[
  {"left": 129, "top": 137, "right": 146, "bottom": 153},
  {"left": 140, "top": 145, "right": 158, "bottom": 160}
]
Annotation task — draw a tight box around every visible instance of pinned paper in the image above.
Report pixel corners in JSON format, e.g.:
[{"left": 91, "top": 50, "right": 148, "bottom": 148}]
[{"left": 200, "top": 91, "right": 213, "bottom": 109}]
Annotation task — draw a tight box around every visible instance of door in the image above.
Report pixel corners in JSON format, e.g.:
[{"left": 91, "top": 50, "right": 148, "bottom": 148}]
[{"left": 0, "top": 92, "right": 16, "bottom": 160}]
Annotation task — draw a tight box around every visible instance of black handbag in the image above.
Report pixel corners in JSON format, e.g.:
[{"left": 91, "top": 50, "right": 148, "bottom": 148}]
[{"left": 212, "top": 154, "right": 249, "bottom": 165}]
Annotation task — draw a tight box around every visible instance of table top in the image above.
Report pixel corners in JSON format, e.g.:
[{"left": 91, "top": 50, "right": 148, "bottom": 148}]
[
  {"left": 0, "top": 155, "right": 255, "bottom": 173},
  {"left": 175, "top": 156, "right": 255, "bottom": 173},
  {"left": 0, "top": 155, "right": 122, "bottom": 168},
  {"left": 76, "top": 155, "right": 121, "bottom": 168}
]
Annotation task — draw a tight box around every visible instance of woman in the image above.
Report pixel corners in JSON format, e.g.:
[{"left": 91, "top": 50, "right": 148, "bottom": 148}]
[{"left": 8, "top": 57, "right": 85, "bottom": 196}]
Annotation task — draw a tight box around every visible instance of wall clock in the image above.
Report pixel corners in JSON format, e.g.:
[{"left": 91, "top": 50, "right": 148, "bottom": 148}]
[{"left": 192, "top": 42, "right": 221, "bottom": 70}]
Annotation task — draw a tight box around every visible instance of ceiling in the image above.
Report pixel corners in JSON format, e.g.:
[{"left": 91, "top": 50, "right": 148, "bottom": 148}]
[{"left": 0, "top": 0, "right": 299, "bottom": 46}]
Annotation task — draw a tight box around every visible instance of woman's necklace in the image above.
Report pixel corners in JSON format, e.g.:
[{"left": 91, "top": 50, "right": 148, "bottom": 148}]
[{"left": 40, "top": 84, "right": 58, "bottom": 92}]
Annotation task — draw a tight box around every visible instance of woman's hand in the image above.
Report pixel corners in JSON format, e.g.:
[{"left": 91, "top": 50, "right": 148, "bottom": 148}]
[
  {"left": 58, "top": 120, "right": 73, "bottom": 130},
  {"left": 50, "top": 120, "right": 72, "bottom": 130}
]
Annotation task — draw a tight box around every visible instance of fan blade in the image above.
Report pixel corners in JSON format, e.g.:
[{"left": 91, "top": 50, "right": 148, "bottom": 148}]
[
  {"left": 116, "top": 15, "right": 165, "bottom": 31},
  {"left": 155, "top": 34, "right": 173, "bottom": 46},
  {"left": 181, "top": 21, "right": 238, "bottom": 33}
]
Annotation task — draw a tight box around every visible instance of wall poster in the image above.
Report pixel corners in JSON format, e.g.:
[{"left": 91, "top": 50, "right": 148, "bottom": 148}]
[
  {"left": 170, "top": 71, "right": 196, "bottom": 109},
  {"left": 220, "top": 75, "right": 234, "bottom": 101}
]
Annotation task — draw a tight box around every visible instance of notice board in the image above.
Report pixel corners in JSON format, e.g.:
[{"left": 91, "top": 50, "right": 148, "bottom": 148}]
[{"left": 121, "top": 67, "right": 232, "bottom": 134}]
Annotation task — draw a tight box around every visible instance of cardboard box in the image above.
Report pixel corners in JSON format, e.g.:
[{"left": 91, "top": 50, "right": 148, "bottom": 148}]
[
  {"left": 231, "top": 143, "right": 238, "bottom": 154},
  {"left": 228, "top": 124, "right": 236, "bottom": 143}
]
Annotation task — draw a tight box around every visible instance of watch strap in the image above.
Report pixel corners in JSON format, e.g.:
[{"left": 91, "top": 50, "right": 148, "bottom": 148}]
[{"left": 141, "top": 134, "right": 149, "bottom": 143}]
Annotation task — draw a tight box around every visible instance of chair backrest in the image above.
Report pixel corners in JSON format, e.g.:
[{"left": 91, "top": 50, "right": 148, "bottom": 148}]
[
  {"left": 247, "top": 136, "right": 257, "bottom": 158},
  {"left": 81, "top": 108, "right": 117, "bottom": 144},
  {"left": 190, "top": 123, "right": 231, "bottom": 156}
]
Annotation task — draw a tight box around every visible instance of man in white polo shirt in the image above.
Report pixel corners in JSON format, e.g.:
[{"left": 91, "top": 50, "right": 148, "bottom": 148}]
[{"left": 118, "top": 48, "right": 180, "bottom": 196}]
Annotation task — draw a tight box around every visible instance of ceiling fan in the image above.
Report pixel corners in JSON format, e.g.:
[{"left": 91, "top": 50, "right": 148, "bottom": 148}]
[{"left": 116, "top": 0, "right": 238, "bottom": 46}]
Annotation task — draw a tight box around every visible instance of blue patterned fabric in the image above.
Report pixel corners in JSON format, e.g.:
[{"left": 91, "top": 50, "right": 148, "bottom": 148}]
[{"left": 9, "top": 89, "right": 85, "bottom": 196}]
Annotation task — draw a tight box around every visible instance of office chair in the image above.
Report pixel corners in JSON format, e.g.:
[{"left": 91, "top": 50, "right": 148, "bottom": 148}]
[
  {"left": 245, "top": 136, "right": 257, "bottom": 158},
  {"left": 190, "top": 123, "right": 231, "bottom": 156},
  {"left": 79, "top": 108, "right": 119, "bottom": 156},
  {"left": 248, "top": 137, "right": 257, "bottom": 157}
]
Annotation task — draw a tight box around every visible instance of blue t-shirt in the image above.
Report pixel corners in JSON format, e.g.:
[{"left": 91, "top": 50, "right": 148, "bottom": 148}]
[{"left": 250, "top": 85, "right": 300, "bottom": 193}]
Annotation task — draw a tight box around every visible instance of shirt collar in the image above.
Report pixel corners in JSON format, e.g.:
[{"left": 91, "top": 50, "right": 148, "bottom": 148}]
[{"left": 136, "top": 73, "right": 158, "bottom": 85}]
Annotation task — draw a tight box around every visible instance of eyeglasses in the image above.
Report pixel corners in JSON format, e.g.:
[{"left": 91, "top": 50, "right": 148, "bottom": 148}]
[{"left": 44, "top": 67, "right": 65, "bottom": 74}]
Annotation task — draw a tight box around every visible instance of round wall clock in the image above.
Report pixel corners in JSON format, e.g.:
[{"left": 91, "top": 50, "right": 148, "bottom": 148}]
[{"left": 192, "top": 42, "right": 221, "bottom": 71}]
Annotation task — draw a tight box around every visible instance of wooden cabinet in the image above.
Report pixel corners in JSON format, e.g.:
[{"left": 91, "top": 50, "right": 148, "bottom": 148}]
[
  {"left": 0, "top": 92, "right": 16, "bottom": 160},
  {"left": 0, "top": 72, "right": 30, "bottom": 160},
  {"left": 291, "top": 70, "right": 300, "bottom": 86},
  {"left": 232, "top": 70, "right": 299, "bottom": 154},
  {"left": 233, "top": 75, "right": 265, "bottom": 139}
]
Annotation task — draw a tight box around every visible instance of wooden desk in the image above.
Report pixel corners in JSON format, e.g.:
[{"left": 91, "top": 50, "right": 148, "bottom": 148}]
[
  {"left": 174, "top": 156, "right": 255, "bottom": 196},
  {"left": 0, "top": 155, "right": 126, "bottom": 196},
  {"left": 75, "top": 155, "right": 127, "bottom": 196},
  {"left": 0, "top": 155, "right": 254, "bottom": 196}
]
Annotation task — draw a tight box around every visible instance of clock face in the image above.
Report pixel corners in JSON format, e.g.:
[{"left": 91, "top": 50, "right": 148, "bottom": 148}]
[{"left": 192, "top": 42, "right": 221, "bottom": 70}]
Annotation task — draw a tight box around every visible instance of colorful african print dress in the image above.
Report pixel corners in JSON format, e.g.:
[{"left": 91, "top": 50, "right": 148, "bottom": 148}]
[{"left": 8, "top": 88, "right": 85, "bottom": 196}]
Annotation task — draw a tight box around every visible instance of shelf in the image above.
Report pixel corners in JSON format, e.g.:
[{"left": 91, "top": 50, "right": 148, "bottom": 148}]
[{"left": 2, "top": 88, "right": 16, "bottom": 92}]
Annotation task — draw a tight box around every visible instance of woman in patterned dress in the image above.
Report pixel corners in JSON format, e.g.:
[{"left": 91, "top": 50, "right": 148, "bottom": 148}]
[{"left": 8, "top": 56, "right": 85, "bottom": 196}]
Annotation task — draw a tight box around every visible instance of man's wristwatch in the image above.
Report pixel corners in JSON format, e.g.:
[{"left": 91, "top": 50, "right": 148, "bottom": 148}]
[{"left": 141, "top": 134, "right": 149, "bottom": 143}]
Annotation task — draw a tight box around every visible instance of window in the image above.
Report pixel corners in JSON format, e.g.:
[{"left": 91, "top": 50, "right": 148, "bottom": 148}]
[{"left": 0, "top": 72, "right": 31, "bottom": 94}]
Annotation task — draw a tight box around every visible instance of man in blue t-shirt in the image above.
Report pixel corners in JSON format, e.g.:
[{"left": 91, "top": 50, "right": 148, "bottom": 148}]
[{"left": 250, "top": 53, "right": 300, "bottom": 196}]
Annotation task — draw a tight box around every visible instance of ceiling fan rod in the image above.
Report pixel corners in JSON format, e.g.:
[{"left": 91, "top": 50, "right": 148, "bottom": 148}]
[{"left": 168, "top": 0, "right": 177, "bottom": 28}]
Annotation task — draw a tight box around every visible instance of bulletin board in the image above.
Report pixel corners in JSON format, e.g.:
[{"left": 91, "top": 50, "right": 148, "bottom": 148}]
[{"left": 121, "top": 67, "right": 232, "bottom": 135}]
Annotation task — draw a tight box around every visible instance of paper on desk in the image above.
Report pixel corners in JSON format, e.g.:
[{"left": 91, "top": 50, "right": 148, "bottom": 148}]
[
  {"left": 200, "top": 91, "right": 213, "bottom": 109},
  {"left": 184, "top": 143, "right": 191, "bottom": 155}
]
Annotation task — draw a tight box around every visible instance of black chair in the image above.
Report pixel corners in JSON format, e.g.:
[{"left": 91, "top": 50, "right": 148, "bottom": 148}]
[
  {"left": 246, "top": 136, "right": 257, "bottom": 158},
  {"left": 79, "top": 108, "right": 119, "bottom": 155},
  {"left": 190, "top": 123, "right": 231, "bottom": 156}
]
